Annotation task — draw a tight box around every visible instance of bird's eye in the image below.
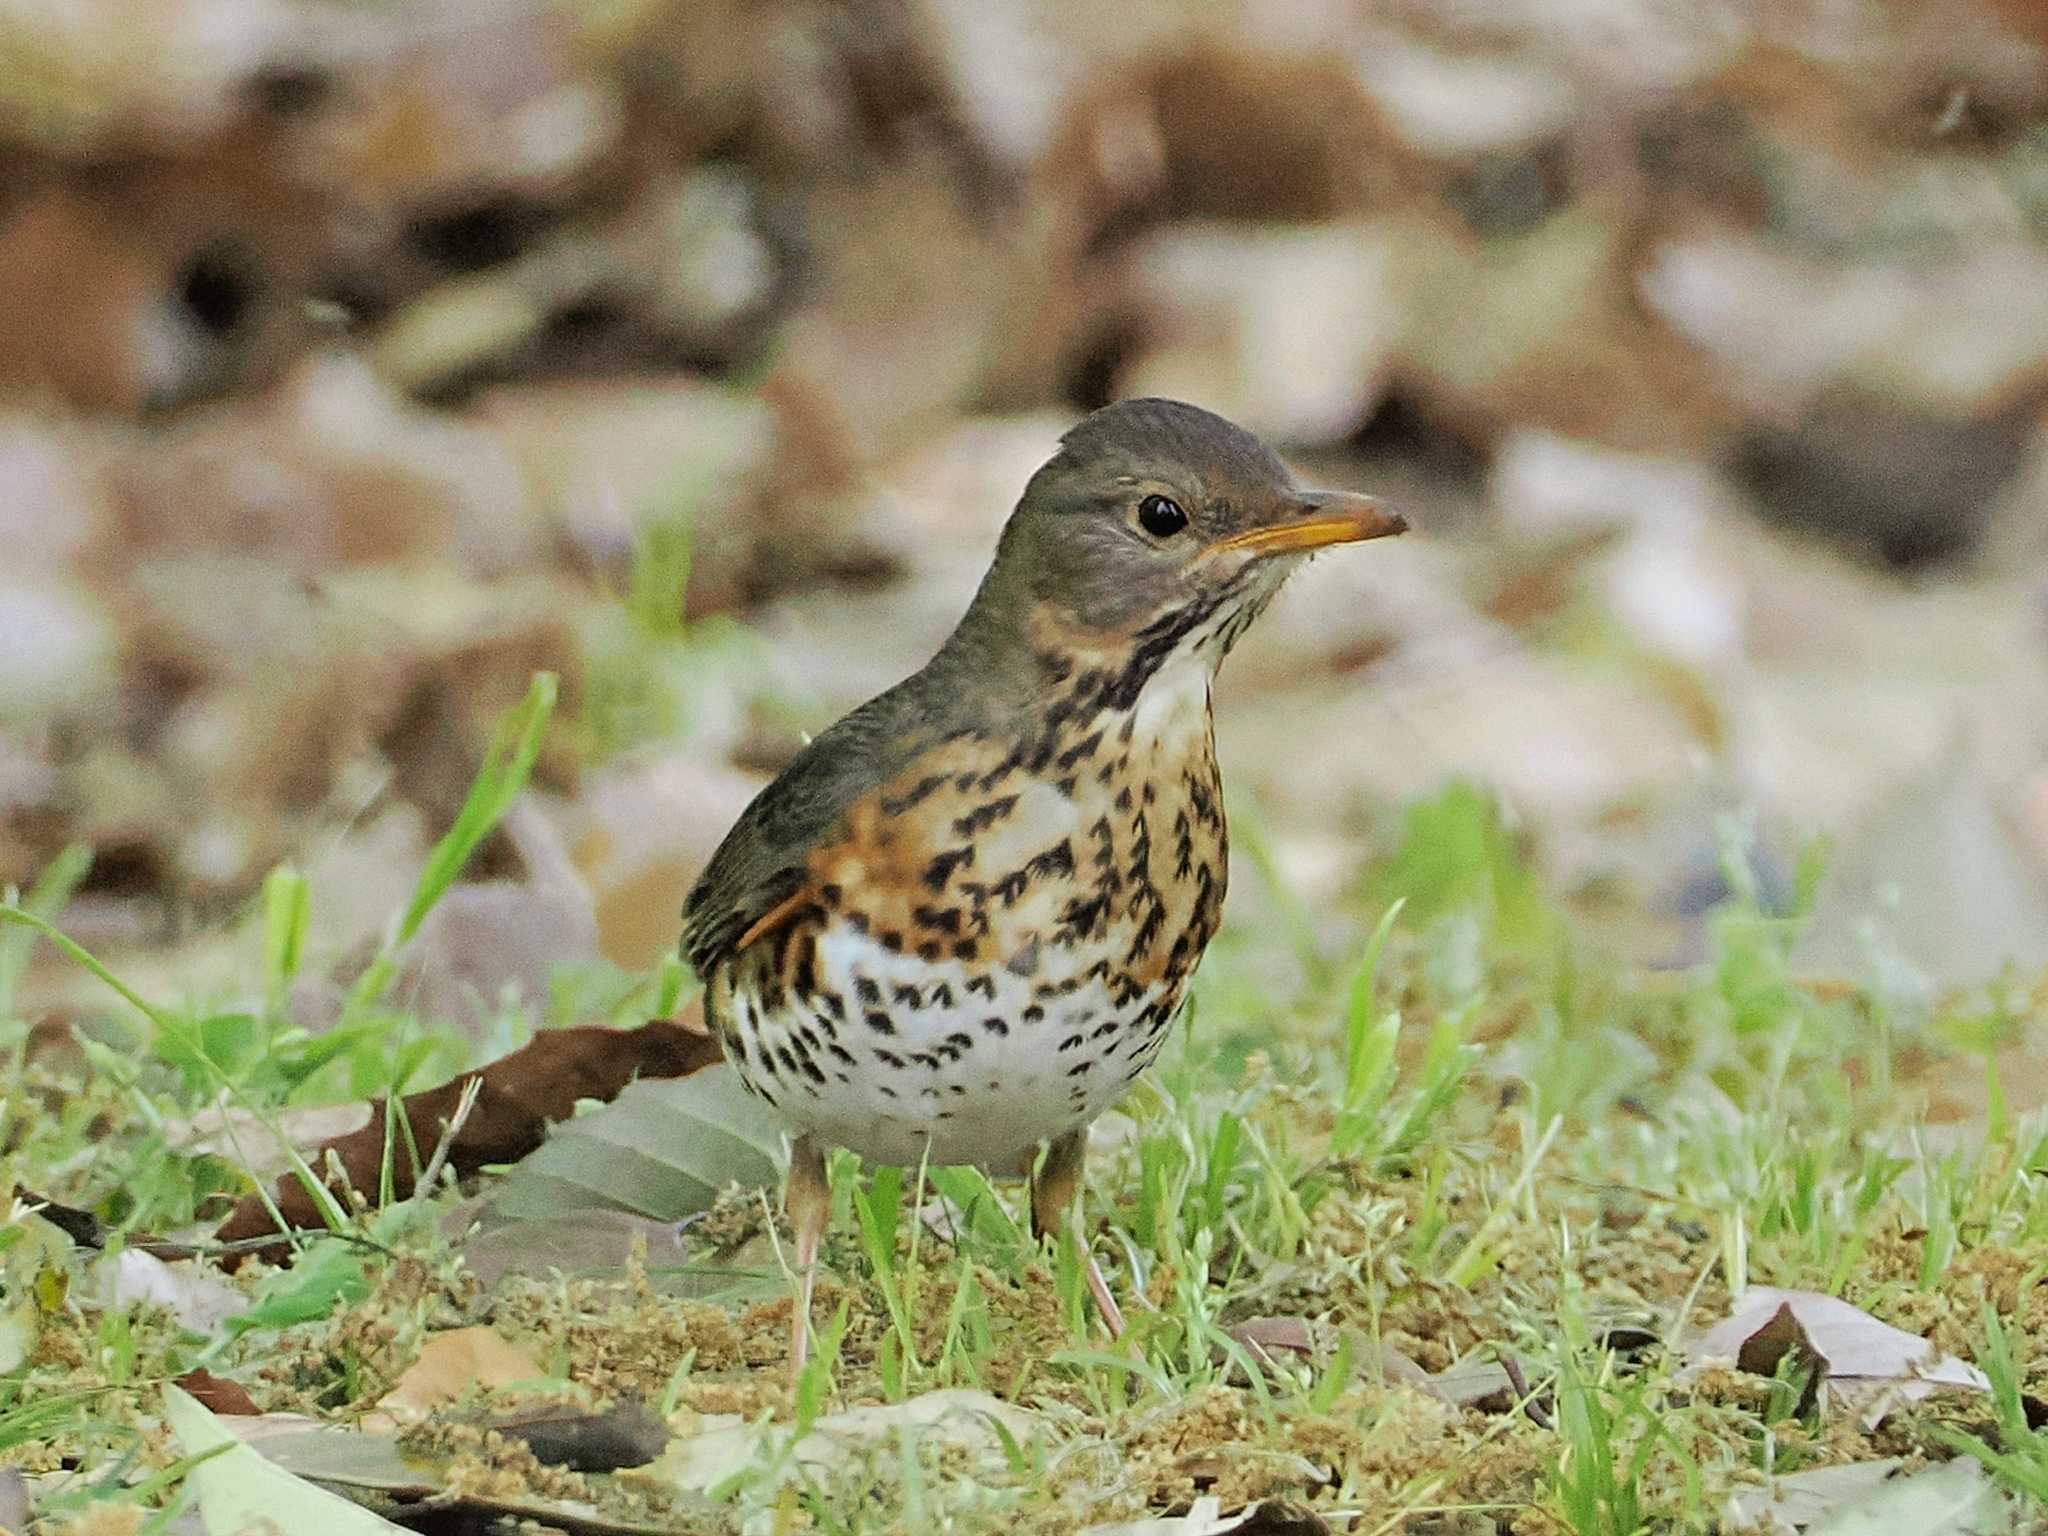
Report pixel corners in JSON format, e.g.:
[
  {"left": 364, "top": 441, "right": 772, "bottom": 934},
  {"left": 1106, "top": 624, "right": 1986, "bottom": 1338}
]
[{"left": 1137, "top": 494, "right": 1188, "bottom": 538}]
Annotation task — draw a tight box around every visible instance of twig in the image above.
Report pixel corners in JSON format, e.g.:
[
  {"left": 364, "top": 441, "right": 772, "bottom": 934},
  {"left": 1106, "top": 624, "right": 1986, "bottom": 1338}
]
[
  {"left": 416, "top": 1074, "right": 484, "bottom": 1198},
  {"left": 132, "top": 1230, "right": 401, "bottom": 1263},
  {"left": 1498, "top": 1351, "right": 1553, "bottom": 1430}
]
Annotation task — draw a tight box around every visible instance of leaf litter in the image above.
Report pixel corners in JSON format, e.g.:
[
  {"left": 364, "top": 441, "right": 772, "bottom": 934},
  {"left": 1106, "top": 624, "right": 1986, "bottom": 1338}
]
[{"left": 1686, "top": 1287, "right": 1993, "bottom": 1431}]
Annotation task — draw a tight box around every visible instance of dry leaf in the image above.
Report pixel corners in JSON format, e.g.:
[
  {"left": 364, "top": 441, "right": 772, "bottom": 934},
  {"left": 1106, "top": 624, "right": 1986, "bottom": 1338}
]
[
  {"left": 364, "top": 1326, "right": 547, "bottom": 1429},
  {"left": 636, "top": 1388, "right": 1037, "bottom": 1495},
  {"left": 451, "top": 1207, "right": 696, "bottom": 1289},
  {"left": 0, "top": 1466, "right": 27, "bottom": 1533},
  {"left": 1432, "top": 1356, "right": 1520, "bottom": 1409},
  {"left": 174, "top": 1367, "right": 260, "bottom": 1416},
  {"left": 99, "top": 1248, "right": 249, "bottom": 1334},
  {"left": 1729, "top": 1458, "right": 2009, "bottom": 1535},
  {"left": 215, "top": 1017, "right": 723, "bottom": 1261},
  {"left": 1686, "top": 1287, "right": 1990, "bottom": 1427},
  {"left": 1227, "top": 1315, "right": 1316, "bottom": 1366},
  {"left": 480, "top": 1064, "right": 785, "bottom": 1226}
]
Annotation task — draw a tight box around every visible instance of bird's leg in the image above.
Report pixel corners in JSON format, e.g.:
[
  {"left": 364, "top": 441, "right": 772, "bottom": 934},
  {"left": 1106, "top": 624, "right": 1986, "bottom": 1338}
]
[
  {"left": 785, "top": 1133, "right": 831, "bottom": 1370},
  {"left": 1032, "top": 1127, "right": 1126, "bottom": 1339}
]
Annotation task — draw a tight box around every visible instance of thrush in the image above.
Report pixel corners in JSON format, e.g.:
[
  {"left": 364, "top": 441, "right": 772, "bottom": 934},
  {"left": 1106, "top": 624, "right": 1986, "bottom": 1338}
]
[{"left": 681, "top": 397, "right": 1406, "bottom": 1364}]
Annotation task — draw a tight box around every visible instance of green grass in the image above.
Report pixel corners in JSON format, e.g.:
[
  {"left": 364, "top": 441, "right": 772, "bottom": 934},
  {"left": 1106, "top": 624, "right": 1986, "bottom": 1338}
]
[
  {"left": 2, "top": 718, "right": 2045, "bottom": 1532},
  {"left": 1941, "top": 1303, "right": 2048, "bottom": 1504}
]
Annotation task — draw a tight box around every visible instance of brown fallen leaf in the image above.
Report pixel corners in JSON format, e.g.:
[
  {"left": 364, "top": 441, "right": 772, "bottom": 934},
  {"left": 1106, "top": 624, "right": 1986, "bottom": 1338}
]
[
  {"left": 215, "top": 1015, "right": 722, "bottom": 1262},
  {"left": 363, "top": 1325, "right": 547, "bottom": 1430},
  {"left": 1685, "top": 1286, "right": 1990, "bottom": 1428},
  {"left": 174, "top": 1367, "right": 259, "bottom": 1416},
  {"left": 1225, "top": 1314, "right": 1315, "bottom": 1367}
]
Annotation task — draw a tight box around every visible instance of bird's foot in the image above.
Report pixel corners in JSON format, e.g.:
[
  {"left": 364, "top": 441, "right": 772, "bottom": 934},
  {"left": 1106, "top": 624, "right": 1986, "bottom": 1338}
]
[
  {"left": 1033, "top": 1127, "right": 1133, "bottom": 1344},
  {"left": 785, "top": 1133, "right": 831, "bottom": 1373}
]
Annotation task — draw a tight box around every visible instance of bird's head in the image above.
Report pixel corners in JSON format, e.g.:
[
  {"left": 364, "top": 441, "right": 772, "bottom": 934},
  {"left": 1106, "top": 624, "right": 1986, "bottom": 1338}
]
[{"left": 957, "top": 398, "right": 1406, "bottom": 689}]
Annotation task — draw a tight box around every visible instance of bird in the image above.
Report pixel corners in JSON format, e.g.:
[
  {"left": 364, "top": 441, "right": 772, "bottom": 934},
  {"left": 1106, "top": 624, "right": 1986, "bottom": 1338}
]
[{"left": 680, "top": 397, "right": 1406, "bottom": 1366}]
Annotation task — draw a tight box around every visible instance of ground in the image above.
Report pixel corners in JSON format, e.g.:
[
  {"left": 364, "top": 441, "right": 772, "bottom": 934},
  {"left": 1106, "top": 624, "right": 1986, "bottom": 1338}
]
[{"left": 5, "top": 760, "right": 2047, "bottom": 1533}]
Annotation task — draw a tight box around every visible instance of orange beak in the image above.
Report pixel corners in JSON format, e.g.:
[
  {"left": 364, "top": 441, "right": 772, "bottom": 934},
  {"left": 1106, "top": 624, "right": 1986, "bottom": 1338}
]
[{"left": 1204, "top": 490, "right": 1408, "bottom": 558}]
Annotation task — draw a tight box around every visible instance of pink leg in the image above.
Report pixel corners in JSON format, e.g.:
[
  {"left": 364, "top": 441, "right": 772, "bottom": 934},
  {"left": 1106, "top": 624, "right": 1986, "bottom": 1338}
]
[
  {"left": 786, "top": 1133, "right": 831, "bottom": 1370},
  {"left": 1033, "top": 1127, "right": 1125, "bottom": 1339}
]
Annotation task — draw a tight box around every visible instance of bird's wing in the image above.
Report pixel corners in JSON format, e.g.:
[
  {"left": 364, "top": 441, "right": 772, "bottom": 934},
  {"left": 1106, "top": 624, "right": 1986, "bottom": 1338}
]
[{"left": 680, "top": 683, "right": 930, "bottom": 980}]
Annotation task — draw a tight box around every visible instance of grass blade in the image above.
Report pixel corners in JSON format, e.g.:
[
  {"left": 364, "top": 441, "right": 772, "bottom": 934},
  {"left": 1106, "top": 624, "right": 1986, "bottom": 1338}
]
[{"left": 396, "top": 672, "right": 558, "bottom": 948}]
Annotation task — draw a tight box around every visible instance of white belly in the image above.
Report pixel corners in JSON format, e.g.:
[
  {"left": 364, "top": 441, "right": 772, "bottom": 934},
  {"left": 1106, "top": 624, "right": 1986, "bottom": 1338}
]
[{"left": 726, "top": 920, "right": 1177, "bottom": 1169}]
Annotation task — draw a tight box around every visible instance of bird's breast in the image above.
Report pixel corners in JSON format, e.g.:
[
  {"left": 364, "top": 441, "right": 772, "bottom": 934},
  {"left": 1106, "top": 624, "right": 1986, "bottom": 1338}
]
[{"left": 714, "top": 654, "right": 1230, "bottom": 1168}]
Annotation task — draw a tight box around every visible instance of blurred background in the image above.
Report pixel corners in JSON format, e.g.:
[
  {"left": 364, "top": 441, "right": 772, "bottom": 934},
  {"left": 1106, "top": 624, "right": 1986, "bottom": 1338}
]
[{"left": 3, "top": 0, "right": 2047, "bottom": 1025}]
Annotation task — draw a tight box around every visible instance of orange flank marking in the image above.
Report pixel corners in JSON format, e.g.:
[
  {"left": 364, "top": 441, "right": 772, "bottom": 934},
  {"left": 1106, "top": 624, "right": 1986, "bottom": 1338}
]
[{"left": 737, "top": 887, "right": 812, "bottom": 953}]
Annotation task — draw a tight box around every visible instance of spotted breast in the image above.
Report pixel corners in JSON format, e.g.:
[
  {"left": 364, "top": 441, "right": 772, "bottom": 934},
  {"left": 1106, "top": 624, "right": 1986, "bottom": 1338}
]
[{"left": 707, "top": 647, "right": 1227, "bottom": 1171}]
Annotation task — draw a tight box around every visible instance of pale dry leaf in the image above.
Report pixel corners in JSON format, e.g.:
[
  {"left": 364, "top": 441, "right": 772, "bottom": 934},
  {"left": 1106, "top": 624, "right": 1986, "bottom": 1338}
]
[
  {"left": 1357, "top": 45, "right": 1575, "bottom": 155},
  {"left": 1724, "top": 1458, "right": 1904, "bottom": 1533},
  {"left": 99, "top": 1249, "right": 249, "bottom": 1334},
  {"left": 363, "top": 1325, "right": 549, "bottom": 1430},
  {"left": 164, "top": 1102, "right": 377, "bottom": 1186},
  {"left": 635, "top": 1388, "right": 1038, "bottom": 1495},
  {"left": 452, "top": 1207, "right": 694, "bottom": 1289},
  {"left": 1795, "top": 749, "right": 2048, "bottom": 988},
  {"left": 1120, "top": 221, "right": 1405, "bottom": 447},
  {"left": 391, "top": 877, "right": 599, "bottom": 1039},
  {"left": 1686, "top": 1287, "right": 1989, "bottom": 1427},
  {"left": 0, "top": 1465, "right": 28, "bottom": 1532},
  {"left": 1801, "top": 1458, "right": 2009, "bottom": 1536}
]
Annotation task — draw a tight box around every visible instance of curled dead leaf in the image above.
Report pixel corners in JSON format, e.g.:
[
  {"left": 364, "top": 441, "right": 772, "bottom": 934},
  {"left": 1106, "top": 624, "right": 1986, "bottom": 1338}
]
[{"left": 1685, "top": 1287, "right": 1989, "bottom": 1428}]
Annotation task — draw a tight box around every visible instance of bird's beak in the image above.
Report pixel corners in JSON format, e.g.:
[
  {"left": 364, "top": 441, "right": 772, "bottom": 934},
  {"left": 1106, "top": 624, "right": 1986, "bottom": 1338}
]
[{"left": 1204, "top": 490, "right": 1408, "bottom": 558}]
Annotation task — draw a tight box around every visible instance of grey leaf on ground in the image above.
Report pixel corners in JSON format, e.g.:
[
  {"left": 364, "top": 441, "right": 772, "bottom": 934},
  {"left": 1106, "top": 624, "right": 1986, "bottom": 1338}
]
[
  {"left": 1222, "top": 1317, "right": 1446, "bottom": 1401},
  {"left": 0, "top": 1466, "right": 28, "bottom": 1533},
  {"left": 241, "top": 1417, "right": 695, "bottom": 1534},
  {"left": 163, "top": 1101, "right": 377, "bottom": 1187},
  {"left": 1725, "top": 1459, "right": 1912, "bottom": 1533},
  {"left": 452, "top": 1205, "right": 695, "bottom": 1288},
  {"left": 1796, "top": 1459, "right": 2008, "bottom": 1536},
  {"left": 485, "top": 1067, "right": 785, "bottom": 1224},
  {"left": 221, "top": 1417, "right": 433, "bottom": 1494},
  {"left": 98, "top": 1249, "right": 248, "bottom": 1334},
  {"left": 1685, "top": 1287, "right": 1989, "bottom": 1428},
  {"left": 1431, "top": 1355, "right": 1518, "bottom": 1408},
  {"left": 163, "top": 1386, "right": 413, "bottom": 1536},
  {"left": 636, "top": 1388, "right": 1038, "bottom": 1495}
]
